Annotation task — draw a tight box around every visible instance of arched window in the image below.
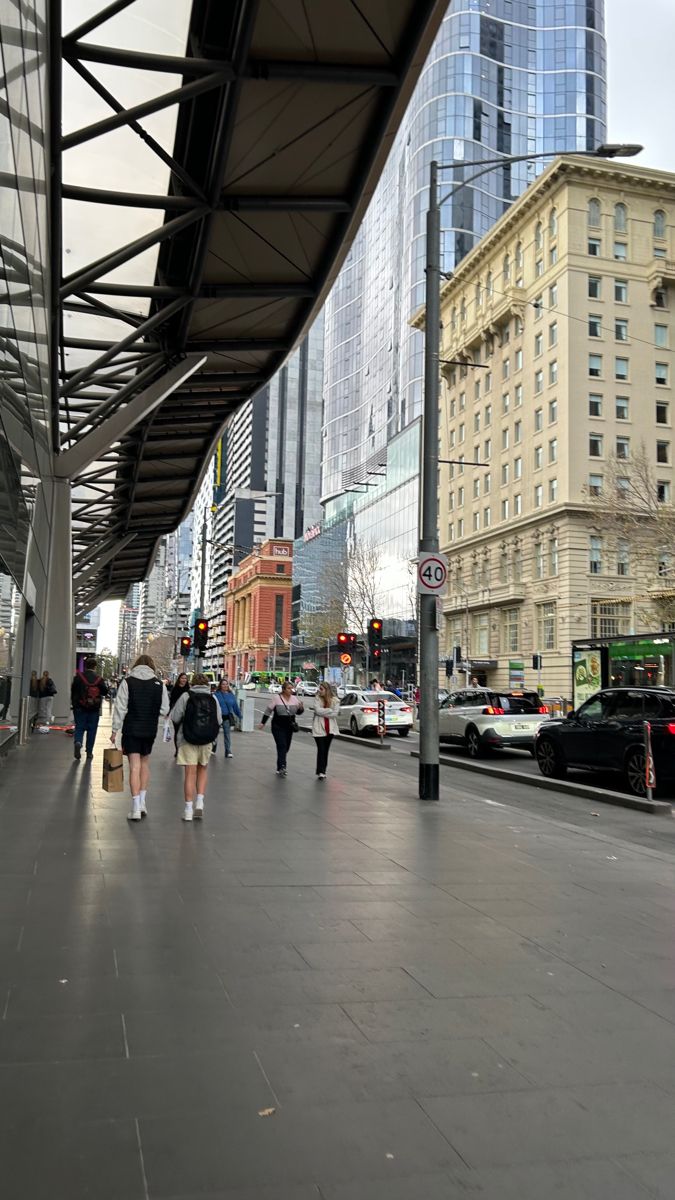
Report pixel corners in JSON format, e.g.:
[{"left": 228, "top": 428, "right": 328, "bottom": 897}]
[
  {"left": 588, "top": 198, "right": 601, "bottom": 227},
  {"left": 450, "top": 306, "right": 457, "bottom": 333},
  {"left": 486, "top": 271, "right": 493, "bottom": 300},
  {"left": 614, "top": 203, "right": 627, "bottom": 233},
  {"left": 515, "top": 241, "right": 524, "bottom": 270},
  {"left": 535, "top": 221, "right": 543, "bottom": 249},
  {"left": 503, "top": 254, "right": 510, "bottom": 283},
  {"left": 460, "top": 298, "right": 466, "bottom": 323},
  {"left": 654, "top": 209, "right": 667, "bottom": 239},
  {"left": 475, "top": 281, "right": 482, "bottom": 310},
  {"left": 549, "top": 207, "right": 557, "bottom": 237}
]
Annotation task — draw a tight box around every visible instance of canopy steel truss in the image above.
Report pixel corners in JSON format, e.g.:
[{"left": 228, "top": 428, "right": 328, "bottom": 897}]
[{"left": 50, "top": 0, "right": 445, "bottom": 611}]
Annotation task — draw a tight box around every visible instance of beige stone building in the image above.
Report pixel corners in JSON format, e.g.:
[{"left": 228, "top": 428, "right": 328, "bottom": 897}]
[{"left": 431, "top": 156, "right": 675, "bottom": 697}]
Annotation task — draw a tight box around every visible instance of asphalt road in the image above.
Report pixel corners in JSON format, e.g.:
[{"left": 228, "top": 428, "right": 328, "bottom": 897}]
[{"left": 251, "top": 691, "right": 675, "bottom": 854}]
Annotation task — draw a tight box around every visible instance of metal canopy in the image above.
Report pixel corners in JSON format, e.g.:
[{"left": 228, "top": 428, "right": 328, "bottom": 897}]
[{"left": 54, "top": 0, "right": 445, "bottom": 608}]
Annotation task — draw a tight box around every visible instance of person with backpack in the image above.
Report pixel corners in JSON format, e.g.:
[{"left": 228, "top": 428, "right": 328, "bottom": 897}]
[
  {"left": 170, "top": 673, "right": 221, "bottom": 821},
  {"left": 111, "top": 654, "right": 169, "bottom": 821},
  {"left": 213, "top": 678, "right": 241, "bottom": 758},
  {"left": 71, "top": 656, "right": 109, "bottom": 761}
]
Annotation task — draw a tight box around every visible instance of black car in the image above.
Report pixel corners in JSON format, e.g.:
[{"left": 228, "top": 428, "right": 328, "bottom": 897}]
[{"left": 534, "top": 687, "right": 675, "bottom": 797}]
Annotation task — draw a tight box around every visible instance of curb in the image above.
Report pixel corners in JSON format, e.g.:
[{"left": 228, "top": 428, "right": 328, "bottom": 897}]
[
  {"left": 296, "top": 723, "right": 392, "bottom": 751},
  {"left": 409, "top": 750, "right": 672, "bottom": 815}
]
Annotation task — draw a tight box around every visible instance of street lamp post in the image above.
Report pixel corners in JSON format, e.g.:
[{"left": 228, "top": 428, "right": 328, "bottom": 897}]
[{"left": 418, "top": 143, "right": 642, "bottom": 801}]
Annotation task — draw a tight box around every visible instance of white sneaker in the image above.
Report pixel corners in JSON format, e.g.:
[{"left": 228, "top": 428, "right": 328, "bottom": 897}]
[
  {"left": 182, "top": 802, "right": 193, "bottom": 822},
  {"left": 140, "top": 800, "right": 147, "bottom": 818},
  {"left": 194, "top": 798, "right": 204, "bottom": 820},
  {"left": 127, "top": 805, "right": 142, "bottom": 822},
  {"left": 226, "top": 753, "right": 233, "bottom": 759},
  {"left": 318, "top": 773, "right": 326, "bottom": 780}
]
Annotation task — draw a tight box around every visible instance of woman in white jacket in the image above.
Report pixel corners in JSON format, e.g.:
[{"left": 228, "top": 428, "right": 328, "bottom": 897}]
[{"left": 312, "top": 681, "right": 340, "bottom": 780}]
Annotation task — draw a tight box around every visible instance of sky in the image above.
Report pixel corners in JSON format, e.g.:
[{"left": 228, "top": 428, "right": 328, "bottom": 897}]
[{"left": 94, "top": 0, "right": 675, "bottom": 659}]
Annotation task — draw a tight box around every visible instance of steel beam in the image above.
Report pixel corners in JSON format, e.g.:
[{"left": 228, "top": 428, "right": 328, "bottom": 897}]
[
  {"left": 199, "top": 282, "right": 314, "bottom": 299},
  {"left": 245, "top": 61, "right": 398, "bottom": 86},
  {"left": 220, "top": 195, "right": 351, "bottom": 212},
  {"left": 55, "top": 355, "right": 206, "bottom": 478},
  {"left": 62, "top": 183, "right": 199, "bottom": 210},
  {"left": 63, "top": 41, "right": 236, "bottom": 77},
  {"left": 66, "top": 0, "right": 135, "bottom": 44},
  {"left": 61, "top": 296, "right": 189, "bottom": 398},
  {"left": 72, "top": 533, "right": 137, "bottom": 591},
  {"left": 186, "top": 338, "right": 288, "bottom": 352}
]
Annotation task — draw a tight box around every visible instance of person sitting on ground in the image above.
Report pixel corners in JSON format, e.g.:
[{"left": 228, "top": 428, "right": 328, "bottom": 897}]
[
  {"left": 111, "top": 655, "right": 169, "bottom": 821},
  {"left": 170, "top": 673, "right": 221, "bottom": 821}
]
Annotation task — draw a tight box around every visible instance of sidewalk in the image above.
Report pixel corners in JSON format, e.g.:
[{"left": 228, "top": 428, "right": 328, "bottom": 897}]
[{"left": 0, "top": 713, "right": 674, "bottom": 1198}]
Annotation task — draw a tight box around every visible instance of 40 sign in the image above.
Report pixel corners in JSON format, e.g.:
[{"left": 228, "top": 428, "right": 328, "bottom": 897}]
[{"left": 417, "top": 553, "right": 448, "bottom": 594}]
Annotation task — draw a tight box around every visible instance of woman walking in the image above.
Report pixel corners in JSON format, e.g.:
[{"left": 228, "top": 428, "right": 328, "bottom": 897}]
[
  {"left": 259, "top": 680, "right": 304, "bottom": 776},
  {"left": 214, "top": 679, "right": 241, "bottom": 757},
  {"left": 169, "top": 672, "right": 190, "bottom": 757},
  {"left": 37, "top": 670, "right": 57, "bottom": 725},
  {"left": 170, "top": 674, "right": 221, "bottom": 821},
  {"left": 312, "top": 681, "right": 339, "bottom": 780},
  {"left": 111, "top": 655, "right": 169, "bottom": 821}
]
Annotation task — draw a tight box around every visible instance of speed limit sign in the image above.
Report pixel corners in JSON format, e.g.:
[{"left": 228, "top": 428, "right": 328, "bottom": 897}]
[{"left": 417, "top": 553, "right": 448, "bottom": 594}]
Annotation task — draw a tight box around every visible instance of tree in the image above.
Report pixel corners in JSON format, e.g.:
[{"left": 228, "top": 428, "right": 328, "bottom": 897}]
[
  {"left": 144, "top": 634, "right": 176, "bottom": 677},
  {"left": 97, "top": 647, "right": 119, "bottom": 679},
  {"left": 335, "top": 538, "right": 383, "bottom": 634},
  {"left": 586, "top": 441, "right": 675, "bottom": 627}
]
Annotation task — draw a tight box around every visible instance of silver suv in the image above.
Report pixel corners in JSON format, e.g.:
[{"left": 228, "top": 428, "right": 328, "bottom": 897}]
[{"left": 438, "top": 688, "right": 549, "bottom": 757}]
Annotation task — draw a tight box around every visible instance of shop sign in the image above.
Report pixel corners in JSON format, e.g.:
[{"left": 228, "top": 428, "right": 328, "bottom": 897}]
[
  {"left": 303, "top": 524, "right": 321, "bottom": 543},
  {"left": 573, "top": 647, "right": 603, "bottom": 708},
  {"left": 508, "top": 660, "right": 525, "bottom": 688}
]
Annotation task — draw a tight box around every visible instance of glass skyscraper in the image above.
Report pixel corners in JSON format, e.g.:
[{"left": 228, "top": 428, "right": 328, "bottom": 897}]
[{"left": 317, "top": 0, "right": 607, "bottom": 630}]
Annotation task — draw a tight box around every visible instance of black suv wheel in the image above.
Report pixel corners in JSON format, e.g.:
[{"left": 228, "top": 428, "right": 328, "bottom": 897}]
[
  {"left": 536, "top": 736, "right": 567, "bottom": 779},
  {"left": 625, "top": 747, "right": 647, "bottom": 797}
]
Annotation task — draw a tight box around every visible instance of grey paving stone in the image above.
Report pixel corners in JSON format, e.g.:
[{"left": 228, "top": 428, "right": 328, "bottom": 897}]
[
  {"left": 224, "top": 967, "right": 428, "bottom": 1007},
  {"left": 0, "top": 1011, "right": 126, "bottom": 1062},
  {"left": 342, "top": 994, "right": 572, "bottom": 1043},
  {"left": 483, "top": 1025, "right": 675, "bottom": 1088},
  {"left": 0, "top": 1116, "right": 144, "bottom": 1200},
  {"left": 615, "top": 1152, "right": 675, "bottom": 1198}
]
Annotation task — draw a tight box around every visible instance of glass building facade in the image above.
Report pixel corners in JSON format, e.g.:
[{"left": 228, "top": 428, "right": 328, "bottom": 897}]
[
  {"left": 319, "top": 0, "right": 607, "bottom": 621},
  {"left": 0, "top": 0, "right": 52, "bottom": 743}
]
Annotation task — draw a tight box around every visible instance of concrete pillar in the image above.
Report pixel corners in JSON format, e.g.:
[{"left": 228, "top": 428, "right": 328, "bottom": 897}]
[{"left": 43, "top": 478, "right": 75, "bottom": 723}]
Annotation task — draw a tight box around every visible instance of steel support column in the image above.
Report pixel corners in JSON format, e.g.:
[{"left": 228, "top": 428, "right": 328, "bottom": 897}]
[{"left": 42, "top": 478, "right": 75, "bottom": 722}]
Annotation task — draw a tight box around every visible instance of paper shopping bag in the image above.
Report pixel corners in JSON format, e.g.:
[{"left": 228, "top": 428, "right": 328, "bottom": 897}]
[{"left": 102, "top": 747, "right": 124, "bottom": 792}]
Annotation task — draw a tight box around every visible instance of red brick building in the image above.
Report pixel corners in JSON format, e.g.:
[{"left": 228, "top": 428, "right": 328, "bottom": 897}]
[{"left": 223, "top": 539, "right": 293, "bottom": 679}]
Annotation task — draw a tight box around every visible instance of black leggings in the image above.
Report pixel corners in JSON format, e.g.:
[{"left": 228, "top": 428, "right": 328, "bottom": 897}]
[
  {"left": 272, "top": 720, "right": 294, "bottom": 771},
  {"left": 314, "top": 734, "right": 333, "bottom": 775}
]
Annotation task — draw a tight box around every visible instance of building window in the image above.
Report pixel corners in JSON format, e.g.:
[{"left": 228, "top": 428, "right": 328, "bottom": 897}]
[
  {"left": 654, "top": 288, "right": 668, "bottom": 309},
  {"left": 502, "top": 607, "right": 519, "bottom": 653},
  {"left": 615, "top": 278, "right": 628, "bottom": 303},
  {"left": 549, "top": 399, "right": 557, "bottom": 423},
  {"left": 549, "top": 478, "right": 558, "bottom": 503},
  {"left": 276, "top": 564, "right": 285, "bottom": 574},
  {"left": 459, "top": 423, "right": 465, "bottom": 443},
  {"left": 549, "top": 321, "right": 558, "bottom": 347},
  {"left": 549, "top": 536, "right": 559, "bottom": 575},
  {"left": 515, "top": 348, "right": 523, "bottom": 371},
  {"left": 615, "top": 318, "right": 628, "bottom": 342},
  {"left": 548, "top": 437, "right": 558, "bottom": 464},
  {"left": 617, "top": 476, "right": 630, "bottom": 499},
  {"left": 501, "top": 428, "right": 509, "bottom": 451},
  {"left": 473, "top": 477, "right": 480, "bottom": 498},
  {"left": 616, "top": 436, "right": 630, "bottom": 460},
  {"left": 616, "top": 396, "right": 629, "bottom": 420},
  {"left": 457, "top": 518, "right": 464, "bottom": 538},
  {"left": 484, "top": 506, "right": 491, "bottom": 527},
  {"left": 614, "top": 203, "right": 627, "bottom": 233},
  {"left": 589, "top": 393, "right": 603, "bottom": 417},
  {"left": 588, "top": 276, "right": 601, "bottom": 299},
  {"left": 549, "top": 360, "right": 558, "bottom": 386},
  {"left": 474, "top": 411, "right": 481, "bottom": 433},
  {"left": 514, "top": 383, "right": 523, "bottom": 407},
  {"left": 656, "top": 362, "right": 669, "bottom": 386},
  {"left": 534, "top": 445, "right": 543, "bottom": 469},
  {"left": 514, "top": 494, "right": 522, "bottom": 517},
  {"left": 458, "top": 486, "right": 465, "bottom": 507},
  {"left": 613, "top": 242, "right": 627, "bottom": 261},
  {"left": 589, "top": 473, "right": 603, "bottom": 496},
  {"left": 501, "top": 498, "right": 509, "bottom": 521},
  {"left": 502, "top": 393, "right": 510, "bottom": 414},
  {"left": 274, "top": 594, "right": 285, "bottom": 633},
  {"left": 535, "top": 221, "right": 543, "bottom": 249},
  {"left": 514, "top": 421, "right": 522, "bottom": 445},
  {"left": 503, "top": 358, "right": 510, "bottom": 380},
  {"left": 588, "top": 198, "right": 601, "bottom": 227},
  {"left": 588, "top": 237, "right": 601, "bottom": 257},
  {"left": 549, "top": 282, "right": 558, "bottom": 308},
  {"left": 549, "top": 207, "right": 558, "bottom": 237},
  {"left": 591, "top": 600, "right": 632, "bottom": 638},
  {"left": 534, "top": 484, "right": 543, "bottom": 508},
  {"left": 501, "top": 463, "right": 509, "bottom": 486},
  {"left": 654, "top": 209, "right": 666, "bottom": 239},
  {"left": 473, "top": 611, "right": 489, "bottom": 655},
  {"left": 534, "top": 294, "right": 543, "bottom": 319},
  {"left": 484, "top": 403, "right": 492, "bottom": 426},
  {"left": 534, "top": 408, "right": 543, "bottom": 432},
  {"left": 535, "top": 258, "right": 544, "bottom": 277},
  {"left": 656, "top": 401, "right": 669, "bottom": 425},
  {"left": 534, "top": 541, "right": 544, "bottom": 578},
  {"left": 538, "top": 601, "right": 557, "bottom": 651},
  {"left": 534, "top": 332, "right": 543, "bottom": 357},
  {"left": 615, "top": 357, "right": 629, "bottom": 381},
  {"left": 589, "top": 354, "right": 602, "bottom": 377},
  {"left": 657, "top": 440, "right": 670, "bottom": 464},
  {"left": 516, "top": 240, "right": 524, "bottom": 272},
  {"left": 513, "top": 455, "right": 522, "bottom": 480},
  {"left": 484, "top": 437, "right": 492, "bottom": 459},
  {"left": 549, "top": 245, "right": 558, "bottom": 267},
  {"left": 617, "top": 538, "right": 630, "bottom": 577},
  {"left": 588, "top": 314, "right": 602, "bottom": 338},
  {"left": 657, "top": 480, "right": 671, "bottom": 503},
  {"left": 484, "top": 371, "right": 492, "bottom": 392},
  {"left": 655, "top": 324, "right": 668, "bottom": 348},
  {"left": 589, "top": 432, "right": 603, "bottom": 457},
  {"left": 486, "top": 271, "right": 493, "bottom": 299},
  {"left": 472, "top": 511, "right": 480, "bottom": 531},
  {"left": 503, "top": 254, "right": 511, "bottom": 283},
  {"left": 534, "top": 369, "right": 543, "bottom": 394},
  {"left": 658, "top": 551, "right": 671, "bottom": 577},
  {"left": 589, "top": 535, "right": 603, "bottom": 574}
]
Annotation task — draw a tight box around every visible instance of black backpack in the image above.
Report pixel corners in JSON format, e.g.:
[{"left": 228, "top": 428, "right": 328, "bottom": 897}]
[{"left": 182, "top": 692, "right": 220, "bottom": 745}]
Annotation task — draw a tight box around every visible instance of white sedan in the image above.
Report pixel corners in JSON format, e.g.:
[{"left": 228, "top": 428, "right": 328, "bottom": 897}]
[
  {"left": 296, "top": 680, "right": 318, "bottom": 696},
  {"left": 337, "top": 690, "right": 413, "bottom": 737}
]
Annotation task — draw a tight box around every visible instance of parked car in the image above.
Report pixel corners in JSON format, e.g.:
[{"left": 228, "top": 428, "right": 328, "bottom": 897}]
[
  {"left": 438, "top": 688, "right": 549, "bottom": 757},
  {"left": 337, "top": 690, "right": 413, "bottom": 737},
  {"left": 296, "top": 680, "right": 318, "bottom": 696},
  {"left": 534, "top": 687, "right": 675, "bottom": 797}
]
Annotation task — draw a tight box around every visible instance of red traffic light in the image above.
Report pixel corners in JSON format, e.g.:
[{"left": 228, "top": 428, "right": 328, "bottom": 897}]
[
  {"left": 194, "top": 618, "right": 209, "bottom": 651},
  {"left": 337, "top": 632, "right": 348, "bottom": 645},
  {"left": 180, "top": 636, "right": 191, "bottom": 652},
  {"left": 197, "top": 620, "right": 207, "bottom": 632},
  {"left": 371, "top": 620, "right": 382, "bottom": 631}
]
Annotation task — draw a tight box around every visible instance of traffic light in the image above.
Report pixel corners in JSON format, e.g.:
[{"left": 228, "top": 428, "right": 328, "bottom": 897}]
[
  {"left": 368, "top": 618, "right": 383, "bottom": 650},
  {"left": 179, "top": 636, "right": 191, "bottom": 654},
  {"left": 194, "top": 618, "right": 209, "bottom": 652},
  {"left": 372, "top": 647, "right": 381, "bottom": 660},
  {"left": 337, "top": 632, "right": 357, "bottom": 648}
]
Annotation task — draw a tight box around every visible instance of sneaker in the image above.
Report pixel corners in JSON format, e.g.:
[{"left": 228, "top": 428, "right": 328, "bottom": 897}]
[
  {"left": 318, "top": 773, "right": 326, "bottom": 780},
  {"left": 226, "top": 753, "right": 233, "bottom": 759},
  {"left": 74, "top": 741, "right": 82, "bottom": 761},
  {"left": 86, "top": 752, "right": 94, "bottom": 760},
  {"left": 127, "top": 806, "right": 142, "bottom": 822},
  {"left": 140, "top": 801, "right": 147, "bottom": 819},
  {"left": 182, "top": 803, "right": 193, "bottom": 822},
  {"left": 194, "top": 799, "right": 204, "bottom": 820}
]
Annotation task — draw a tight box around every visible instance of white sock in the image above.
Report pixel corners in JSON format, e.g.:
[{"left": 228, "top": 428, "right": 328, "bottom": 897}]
[
  {"left": 140, "top": 790, "right": 147, "bottom": 804},
  {"left": 196, "top": 793, "right": 204, "bottom": 807},
  {"left": 184, "top": 800, "right": 193, "bottom": 809},
  {"left": 132, "top": 794, "right": 141, "bottom": 810}
]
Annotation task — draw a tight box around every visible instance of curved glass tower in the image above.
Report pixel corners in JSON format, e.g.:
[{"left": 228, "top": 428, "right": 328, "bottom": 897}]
[{"left": 321, "top": 0, "right": 607, "bottom": 510}]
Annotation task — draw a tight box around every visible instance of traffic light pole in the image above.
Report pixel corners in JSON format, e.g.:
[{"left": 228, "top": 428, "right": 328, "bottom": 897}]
[{"left": 418, "top": 161, "right": 441, "bottom": 801}]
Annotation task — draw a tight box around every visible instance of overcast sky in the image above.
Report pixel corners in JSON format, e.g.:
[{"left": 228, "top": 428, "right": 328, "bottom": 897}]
[{"left": 607, "top": 0, "right": 675, "bottom": 171}]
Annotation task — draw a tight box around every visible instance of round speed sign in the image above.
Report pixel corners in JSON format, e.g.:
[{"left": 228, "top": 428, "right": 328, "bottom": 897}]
[{"left": 417, "top": 553, "right": 448, "bottom": 594}]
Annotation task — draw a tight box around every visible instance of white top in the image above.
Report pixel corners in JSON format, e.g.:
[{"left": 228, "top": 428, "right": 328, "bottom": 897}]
[{"left": 311, "top": 696, "right": 340, "bottom": 737}]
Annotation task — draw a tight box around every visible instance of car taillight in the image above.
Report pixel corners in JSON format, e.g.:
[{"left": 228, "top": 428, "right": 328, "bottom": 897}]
[
  {"left": 538, "top": 706, "right": 549, "bottom": 714},
  {"left": 667, "top": 723, "right": 675, "bottom": 735},
  {"left": 400, "top": 705, "right": 411, "bottom": 712},
  {"left": 483, "top": 706, "right": 504, "bottom": 715},
  {"left": 361, "top": 706, "right": 377, "bottom": 714}
]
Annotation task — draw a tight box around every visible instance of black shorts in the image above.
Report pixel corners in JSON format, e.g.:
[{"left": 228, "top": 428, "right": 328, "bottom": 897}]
[{"left": 122, "top": 735, "right": 156, "bottom": 757}]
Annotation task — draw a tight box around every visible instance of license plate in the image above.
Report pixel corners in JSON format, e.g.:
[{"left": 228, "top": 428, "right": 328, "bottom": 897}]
[
  {"left": 513, "top": 722, "right": 532, "bottom": 731},
  {"left": 389, "top": 715, "right": 401, "bottom": 722}
]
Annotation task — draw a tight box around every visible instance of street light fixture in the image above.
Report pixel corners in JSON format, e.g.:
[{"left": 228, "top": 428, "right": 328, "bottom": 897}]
[{"left": 418, "top": 142, "right": 643, "bottom": 801}]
